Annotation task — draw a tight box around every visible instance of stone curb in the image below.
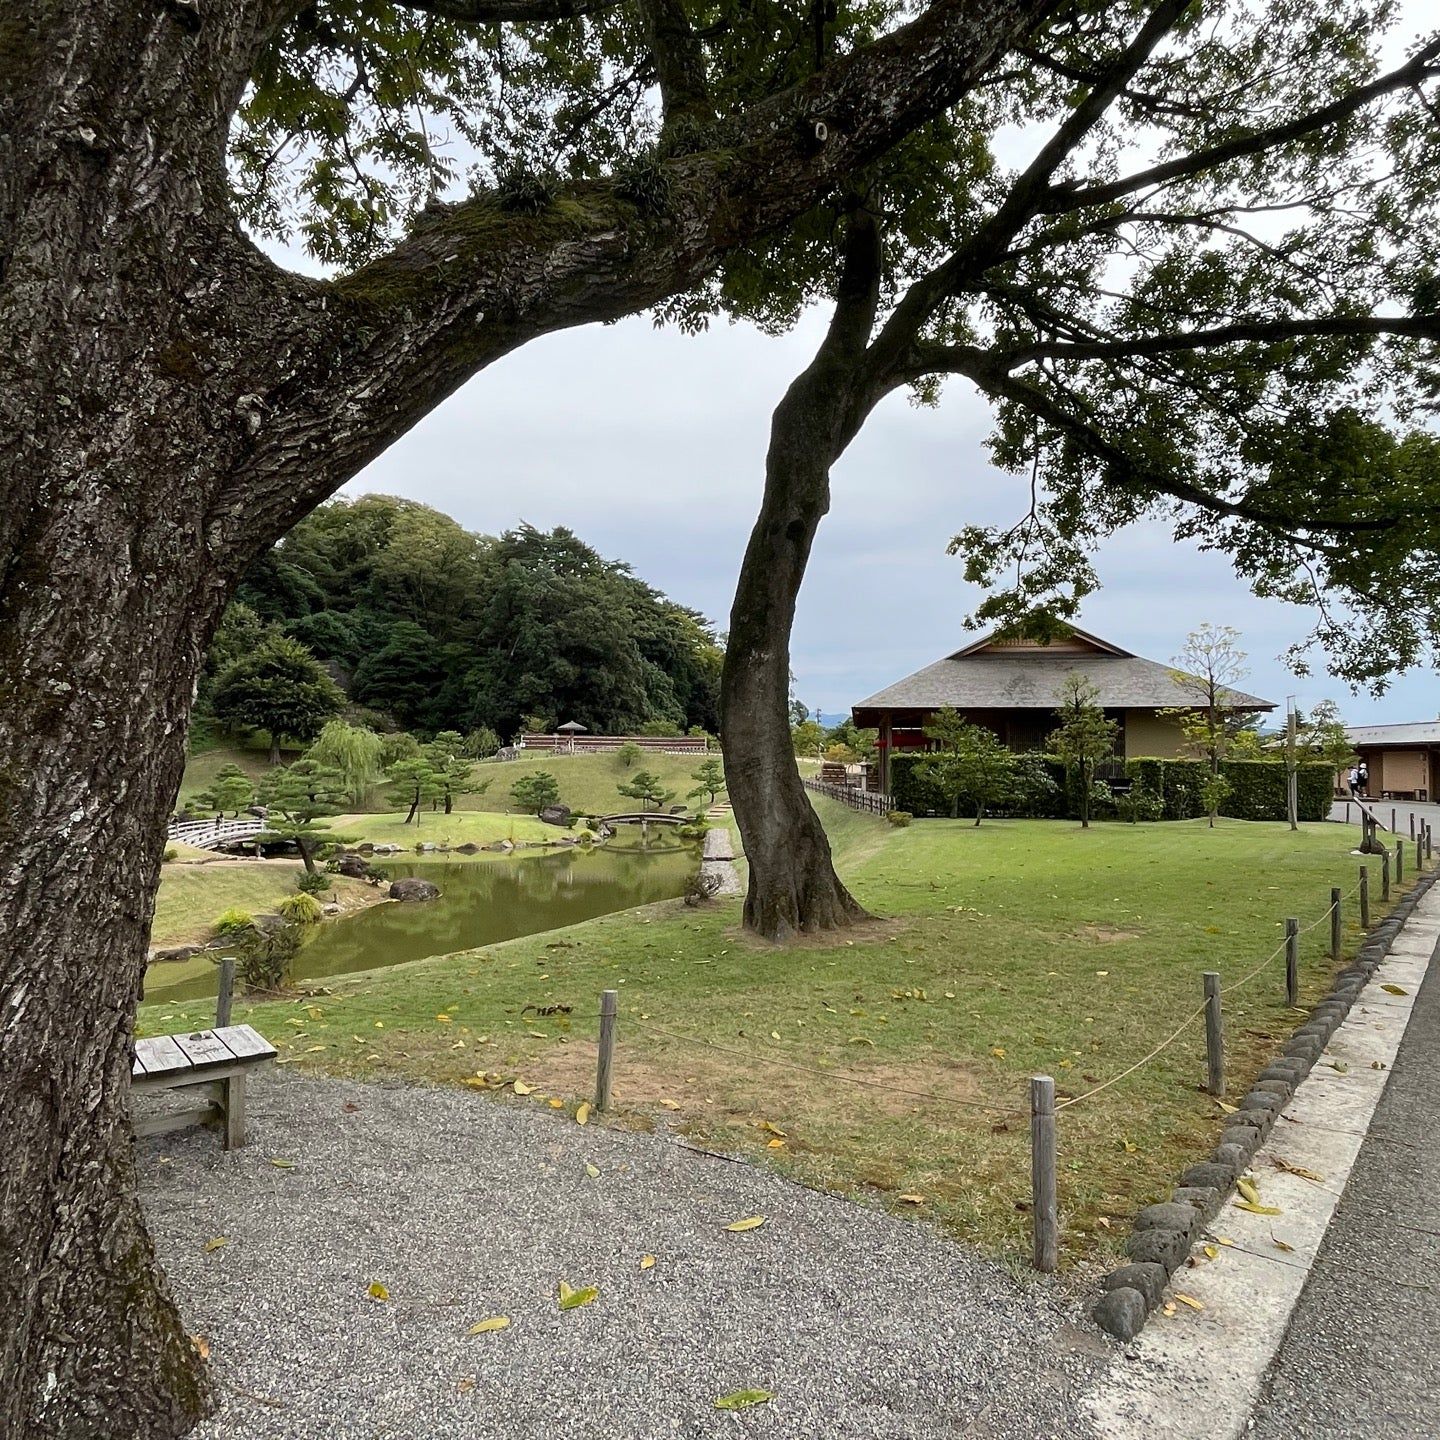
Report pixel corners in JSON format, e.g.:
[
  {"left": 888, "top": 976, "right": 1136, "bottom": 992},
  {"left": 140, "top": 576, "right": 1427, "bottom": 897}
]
[{"left": 1091, "top": 859, "right": 1440, "bottom": 1341}]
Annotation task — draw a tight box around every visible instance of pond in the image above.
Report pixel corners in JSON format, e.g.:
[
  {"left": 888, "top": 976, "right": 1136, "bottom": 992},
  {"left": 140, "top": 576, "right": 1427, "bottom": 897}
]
[{"left": 144, "top": 835, "right": 697, "bottom": 1005}]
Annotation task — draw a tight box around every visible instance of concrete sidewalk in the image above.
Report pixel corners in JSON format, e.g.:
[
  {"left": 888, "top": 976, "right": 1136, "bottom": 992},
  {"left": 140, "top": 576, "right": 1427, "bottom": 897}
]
[{"left": 1247, "top": 934, "right": 1440, "bottom": 1438}]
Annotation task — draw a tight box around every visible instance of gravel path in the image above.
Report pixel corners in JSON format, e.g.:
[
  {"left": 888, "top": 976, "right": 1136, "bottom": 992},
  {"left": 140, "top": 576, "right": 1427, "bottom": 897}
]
[
  {"left": 142, "top": 1071, "right": 1109, "bottom": 1439},
  {"left": 1247, "top": 937, "right": 1440, "bottom": 1439}
]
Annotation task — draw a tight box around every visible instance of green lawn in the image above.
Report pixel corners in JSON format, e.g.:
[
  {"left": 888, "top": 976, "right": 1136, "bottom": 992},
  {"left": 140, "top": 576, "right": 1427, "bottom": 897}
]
[
  {"left": 457, "top": 749, "right": 719, "bottom": 817},
  {"left": 141, "top": 805, "right": 1407, "bottom": 1265},
  {"left": 151, "top": 860, "right": 373, "bottom": 948},
  {"left": 338, "top": 810, "right": 555, "bottom": 848}
]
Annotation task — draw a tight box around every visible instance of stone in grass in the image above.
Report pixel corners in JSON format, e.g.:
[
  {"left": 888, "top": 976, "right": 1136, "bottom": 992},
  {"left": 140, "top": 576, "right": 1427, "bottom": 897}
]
[
  {"left": 1180, "top": 1162, "right": 1234, "bottom": 1193},
  {"left": 1172, "top": 1186, "right": 1221, "bottom": 1221},
  {"left": 1125, "top": 1226, "right": 1191, "bottom": 1272},
  {"left": 1133, "top": 1202, "right": 1199, "bottom": 1235},
  {"left": 1104, "top": 1263, "right": 1168, "bottom": 1310},
  {"left": 1093, "top": 1287, "right": 1148, "bottom": 1341}
]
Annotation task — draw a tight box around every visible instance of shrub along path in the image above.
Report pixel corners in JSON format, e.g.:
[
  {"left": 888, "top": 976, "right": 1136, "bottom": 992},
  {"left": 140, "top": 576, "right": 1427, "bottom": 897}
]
[
  {"left": 142, "top": 806, "right": 1414, "bottom": 1266},
  {"left": 142, "top": 1069, "right": 1107, "bottom": 1439}
]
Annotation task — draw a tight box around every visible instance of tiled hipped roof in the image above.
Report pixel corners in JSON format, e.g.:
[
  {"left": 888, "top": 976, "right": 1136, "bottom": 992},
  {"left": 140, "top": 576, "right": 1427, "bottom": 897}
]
[{"left": 853, "top": 629, "right": 1275, "bottom": 715}]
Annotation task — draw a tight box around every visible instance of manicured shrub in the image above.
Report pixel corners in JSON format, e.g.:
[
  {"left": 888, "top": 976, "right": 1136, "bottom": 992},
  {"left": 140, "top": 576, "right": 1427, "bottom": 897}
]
[
  {"left": 1124, "top": 758, "right": 1332, "bottom": 821},
  {"left": 295, "top": 870, "right": 330, "bottom": 896},
  {"left": 212, "top": 907, "right": 254, "bottom": 937},
  {"left": 163, "top": 845, "right": 178, "bottom": 862},
  {"left": 886, "top": 810, "right": 913, "bottom": 827},
  {"left": 890, "top": 751, "right": 1067, "bottom": 818},
  {"left": 277, "top": 892, "right": 324, "bottom": 926}
]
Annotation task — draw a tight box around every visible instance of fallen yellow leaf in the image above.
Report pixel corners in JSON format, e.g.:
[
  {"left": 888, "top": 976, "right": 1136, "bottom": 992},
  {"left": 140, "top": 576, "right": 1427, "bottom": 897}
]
[
  {"left": 761, "top": 1121, "right": 786, "bottom": 1137},
  {"left": 658, "top": 1099, "right": 680, "bottom": 1110},
  {"left": 715, "top": 1390, "right": 774, "bottom": 1411},
  {"left": 897, "top": 1194, "right": 925, "bottom": 1205},
  {"left": 575, "top": 1102, "right": 591, "bottom": 1126},
  {"left": 1174, "top": 1292, "right": 1204, "bottom": 1311},
  {"left": 766, "top": 1138, "right": 785, "bottom": 1150},
  {"left": 1272, "top": 1236, "right": 1295, "bottom": 1253},
  {"left": 558, "top": 1280, "right": 598, "bottom": 1311},
  {"left": 367, "top": 1281, "right": 390, "bottom": 1302},
  {"left": 640, "top": 1254, "right": 656, "bottom": 1270},
  {"left": 268, "top": 1158, "right": 295, "bottom": 1169},
  {"left": 1237, "top": 1177, "right": 1261, "bottom": 1205},
  {"left": 512, "top": 1080, "right": 533, "bottom": 1095},
  {"left": 1234, "top": 1200, "right": 1283, "bottom": 1216},
  {"left": 189, "top": 1334, "right": 210, "bottom": 1361},
  {"left": 467, "top": 1316, "right": 510, "bottom": 1334},
  {"left": 1202, "top": 1244, "right": 1219, "bottom": 1261},
  {"left": 724, "top": 1216, "right": 767, "bottom": 1233},
  {"left": 1381, "top": 983, "right": 1408, "bottom": 995}
]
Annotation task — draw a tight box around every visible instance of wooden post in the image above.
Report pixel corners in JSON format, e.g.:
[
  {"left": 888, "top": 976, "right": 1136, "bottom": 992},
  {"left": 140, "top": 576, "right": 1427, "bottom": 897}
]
[
  {"left": 1030, "top": 1076, "right": 1057, "bottom": 1274},
  {"left": 1382, "top": 845, "right": 1391, "bottom": 901},
  {"left": 1360, "top": 866, "right": 1370, "bottom": 930},
  {"left": 1418, "top": 836, "right": 1424, "bottom": 874},
  {"left": 216, "top": 955, "right": 236, "bottom": 1029},
  {"left": 1396, "top": 837, "right": 1404, "bottom": 883},
  {"left": 1285, "top": 917, "right": 1299, "bottom": 1008},
  {"left": 1409, "top": 811, "right": 1415, "bottom": 839},
  {"left": 1203, "top": 972, "right": 1224, "bottom": 1098},
  {"left": 1427, "top": 824, "right": 1433, "bottom": 862},
  {"left": 1330, "top": 887, "right": 1342, "bottom": 962},
  {"left": 595, "top": 989, "right": 618, "bottom": 1111}
]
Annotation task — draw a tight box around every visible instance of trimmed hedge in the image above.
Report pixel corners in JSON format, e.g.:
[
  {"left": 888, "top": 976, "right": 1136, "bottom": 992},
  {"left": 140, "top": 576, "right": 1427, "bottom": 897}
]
[
  {"left": 888, "top": 751, "right": 1333, "bottom": 822},
  {"left": 888, "top": 751, "right": 1066, "bottom": 819},
  {"left": 1125, "top": 758, "right": 1333, "bottom": 822}
]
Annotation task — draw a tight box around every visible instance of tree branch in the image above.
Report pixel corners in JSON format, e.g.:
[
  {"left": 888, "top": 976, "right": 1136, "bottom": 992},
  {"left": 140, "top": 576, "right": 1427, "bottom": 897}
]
[
  {"left": 1042, "top": 39, "right": 1440, "bottom": 215},
  {"left": 1002, "top": 312, "right": 1440, "bottom": 365},
  {"left": 635, "top": 0, "right": 710, "bottom": 127},
  {"left": 391, "top": 0, "right": 618, "bottom": 21}
]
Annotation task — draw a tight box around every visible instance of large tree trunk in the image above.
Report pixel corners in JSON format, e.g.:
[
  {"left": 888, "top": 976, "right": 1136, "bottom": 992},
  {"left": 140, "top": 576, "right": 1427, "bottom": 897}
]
[{"left": 721, "top": 216, "right": 881, "bottom": 941}]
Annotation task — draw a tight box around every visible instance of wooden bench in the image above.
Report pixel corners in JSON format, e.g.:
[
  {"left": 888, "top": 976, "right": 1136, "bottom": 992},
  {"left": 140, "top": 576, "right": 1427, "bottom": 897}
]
[{"left": 131, "top": 1024, "right": 277, "bottom": 1150}]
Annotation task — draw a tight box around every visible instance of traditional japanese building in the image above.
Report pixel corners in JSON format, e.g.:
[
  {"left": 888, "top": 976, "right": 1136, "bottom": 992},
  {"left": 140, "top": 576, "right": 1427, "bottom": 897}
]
[
  {"left": 1345, "top": 722, "right": 1440, "bottom": 801},
  {"left": 852, "top": 626, "right": 1276, "bottom": 791}
]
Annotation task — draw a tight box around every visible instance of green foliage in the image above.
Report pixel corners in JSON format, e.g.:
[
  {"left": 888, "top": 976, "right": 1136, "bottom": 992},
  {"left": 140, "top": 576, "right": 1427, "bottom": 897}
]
[
  {"left": 616, "top": 741, "right": 643, "bottom": 769},
  {"left": 889, "top": 751, "right": 1065, "bottom": 819},
  {"left": 210, "top": 634, "right": 343, "bottom": 758},
  {"left": 886, "top": 810, "right": 913, "bottom": 828},
  {"left": 305, "top": 719, "right": 385, "bottom": 807},
  {"left": 295, "top": 870, "right": 331, "bottom": 897},
  {"left": 425, "top": 730, "right": 489, "bottom": 813},
  {"left": 258, "top": 759, "right": 355, "bottom": 871},
  {"left": 278, "top": 891, "right": 325, "bottom": 925},
  {"left": 162, "top": 846, "right": 178, "bottom": 863},
  {"left": 1305, "top": 699, "right": 1358, "bottom": 775},
  {"left": 511, "top": 771, "right": 560, "bottom": 814},
  {"left": 790, "top": 720, "right": 825, "bottom": 757},
  {"left": 463, "top": 726, "right": 501, "bottom": 759},
  {"left": 914, "top": 708, "right": 1017, "bottom": 824},
  {"left": 194, "top": 762, "right": 255, "bottom": 816},
  {"left": 229, "top": 503, "right": 720, "bottom": 738},
  {"left": 1047, "top": 674, "right": 1121, "bottom": 828},
  {"left": 386, "top": 756, "right": 443, "bottom": 823},
  {"left": 212, "top": 907, "right": 255, "bottom": 938},
  {"left": 1125, "top": 758, "right": 1333, "bottom": 821},
  {"left": 617, "top": 769, "right": 676, "bottom": 812},
  {"left": 687, "top": 757, "right": 726, "bottom": 806},
  {"left": 233, "top": 921, "right": 302, "bottom": 994},
  {"left": 823, "top": 718, "right": 878, "bottom": 761}
]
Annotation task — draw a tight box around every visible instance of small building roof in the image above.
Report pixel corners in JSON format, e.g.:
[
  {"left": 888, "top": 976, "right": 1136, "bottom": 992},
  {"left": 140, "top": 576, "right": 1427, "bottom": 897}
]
[
  {"left": 1347, "top": 721, "right": 1440, "bottom": 748},
  {"left": 853, "top": 626, "right": 1275, "bottom": 719}
]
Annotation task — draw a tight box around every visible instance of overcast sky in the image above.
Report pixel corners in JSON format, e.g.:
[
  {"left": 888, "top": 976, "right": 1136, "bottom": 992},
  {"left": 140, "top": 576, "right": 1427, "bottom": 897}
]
[{"left": 340, "top": 305, "right": 1437, "bottom": 729}]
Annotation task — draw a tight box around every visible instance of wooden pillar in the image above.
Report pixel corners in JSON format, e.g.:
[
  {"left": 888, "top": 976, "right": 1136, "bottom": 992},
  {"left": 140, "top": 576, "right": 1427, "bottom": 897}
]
[
  {"left": 1203, "top": 972, "right": 1224, "bottom": 1097},
  {"left": 1030, "top": 1076, "right": 1057, "bottom": 1273},
  {"left": 1330, "top": 887, "right": 1342, "bottom": 962},
  {"left": 595, "top": 989, "right": 618, "bottom": 1111},
  {"left": 1285, "top": 917, "right": 1299, "bottom": 1008}
]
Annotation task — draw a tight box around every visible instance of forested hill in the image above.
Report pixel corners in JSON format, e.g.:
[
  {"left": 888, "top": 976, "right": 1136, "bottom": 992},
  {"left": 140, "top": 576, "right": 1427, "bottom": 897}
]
[{"left": 204, "top": 497, "right": 723, "bottom": 739}]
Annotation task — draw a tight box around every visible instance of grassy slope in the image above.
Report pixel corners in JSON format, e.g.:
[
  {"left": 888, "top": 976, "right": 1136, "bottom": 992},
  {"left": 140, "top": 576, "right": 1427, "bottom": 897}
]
[
  {"left": 338, "top": 811, "right": 554, "bottom": 848},
  {"left": 180, "top": 744, "right": 719, "bottom": 821},
  {"left": 141, "top": 805, "right": 1404, "bottom": 1266}
]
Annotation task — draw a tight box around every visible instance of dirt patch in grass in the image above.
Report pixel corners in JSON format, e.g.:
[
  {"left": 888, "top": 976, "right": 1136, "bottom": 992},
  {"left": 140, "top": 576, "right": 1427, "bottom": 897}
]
[{"left": 1073, "top": 924, "right": 1142, "bottom": 944}]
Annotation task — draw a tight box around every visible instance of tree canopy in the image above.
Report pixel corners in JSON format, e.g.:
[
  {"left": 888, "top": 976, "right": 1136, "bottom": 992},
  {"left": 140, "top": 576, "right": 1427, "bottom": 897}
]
[{"left": 232, "top": 500, "right": 722, "bottom": 737}]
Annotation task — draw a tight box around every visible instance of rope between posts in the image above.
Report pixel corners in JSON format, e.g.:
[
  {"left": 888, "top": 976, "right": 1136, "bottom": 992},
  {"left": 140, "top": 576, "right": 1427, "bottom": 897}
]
[
  {"left": 1054, "top": 1001, "right": 1207, "bottom": 1111},
  {"left": 623, "top": 1017, "right": 1028, "bottom": 1118},
  {"left": 1218, "top": 938, "right": 1289, "bottom": 997}
]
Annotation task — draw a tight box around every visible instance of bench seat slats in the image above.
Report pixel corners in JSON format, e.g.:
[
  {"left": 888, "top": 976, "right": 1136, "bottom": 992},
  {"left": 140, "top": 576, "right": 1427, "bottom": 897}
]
[
  {"left": 134, "top": 1034, "right": 191, "bottom": 1077},
  {"left": 172, "top": 1029, "right": 239, "bottom": 1068},
  {"left": 214, "top": 1024, "right": 278, "bottom": 1061}
]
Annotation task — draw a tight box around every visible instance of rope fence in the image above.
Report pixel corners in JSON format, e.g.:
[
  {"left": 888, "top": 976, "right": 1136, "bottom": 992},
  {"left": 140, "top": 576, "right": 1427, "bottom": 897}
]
[{"left": 575, "top": 822, "right": 1433, "bottom": 1274}]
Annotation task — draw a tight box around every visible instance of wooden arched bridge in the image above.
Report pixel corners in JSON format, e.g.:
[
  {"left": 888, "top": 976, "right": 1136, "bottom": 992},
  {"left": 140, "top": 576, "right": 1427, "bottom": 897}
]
[
  {"left": 167, "top": 817, "right": 267, "bottom": 850},
  {"left": 596, "top": 811, "right": 691, "bottom": 828}
]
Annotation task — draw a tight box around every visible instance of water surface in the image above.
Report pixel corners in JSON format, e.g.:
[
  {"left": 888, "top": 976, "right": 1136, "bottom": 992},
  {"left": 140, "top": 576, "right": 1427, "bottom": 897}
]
[{"left": 145, "top": 836, "right": 694, "bottom": 1004}]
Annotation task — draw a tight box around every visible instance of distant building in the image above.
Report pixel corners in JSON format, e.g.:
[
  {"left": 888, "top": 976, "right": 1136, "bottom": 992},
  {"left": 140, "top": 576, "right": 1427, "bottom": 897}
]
[
  {"left": 852, "top": 626, "right": 1275, "bottom": 792},
  {"left": 1346, "top": 723, "right": 1440, "bottom": 801}
]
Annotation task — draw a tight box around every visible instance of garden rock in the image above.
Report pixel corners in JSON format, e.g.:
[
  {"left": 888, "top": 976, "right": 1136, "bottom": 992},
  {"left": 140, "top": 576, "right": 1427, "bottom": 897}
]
[
  {"left": 334, "top": 853, "right": 370, "bottom": 879},
  {"left": 1103, "top": 1263, "right": 1168, "bottom": 1310},
  {"left": 390, "top": 878, "right": 441, "bottom": 903},
  {"left": 1132, "top": 1202, "right": 1198, "bottom": 1234},
  {"left": 539, "top": 805, "right": 571, "bottom": 826},
  {"left": 1124, "top": 1226, "right": 1191, "bottom": 1271},
  {"left": 150, "top": 945, "right": 202, "bottom": 964},
  {"left": 1093, "top": 1287, "right": 1148, "bottom": 1341}
]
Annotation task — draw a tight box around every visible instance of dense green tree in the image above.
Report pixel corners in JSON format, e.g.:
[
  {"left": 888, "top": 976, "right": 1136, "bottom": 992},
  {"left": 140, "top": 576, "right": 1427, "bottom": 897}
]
[
  {"left": 790, "top": 720, "right": 826, "bottom": 759},
  {"left": 425, "top": 731, "right": 490, "bottom": 814},
  {"left": 688, "top": 757, "right": 727, "bottom": 807},
  {"left": 616, "top": 741, "right": 643, "bottom": 770},
  {"left": 1306, "top": 700, "right": 1359, "bottom": 782},
  {"left": 617, "top": 769, "right": 676, "bottom": 811},
  {"left": 210, "top": 635, "right": 344, "bottom": 765},
  {"left": 192, "top": 764, "right": 256, "bottom": 818},
  {"left": 257, "top": 760, "right": 354, "bottom": 873},
  {"left": 1048, "top": 675, "right": 1121, "bottom": 830},
  {"left": 305, "top": 720, "right": 386, "bottom": 807},
  {"left": 386, "top": 757, "right": 443, "bottom": 825},
  {"left": 463, "top": 726, "right": 502, "bottom": 760},
  {"left": 511, "top": 772, "right": 561, "bottom": 815},
  {"left": 916, "top": 708, "right": 1017, "bottom": 824}
]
